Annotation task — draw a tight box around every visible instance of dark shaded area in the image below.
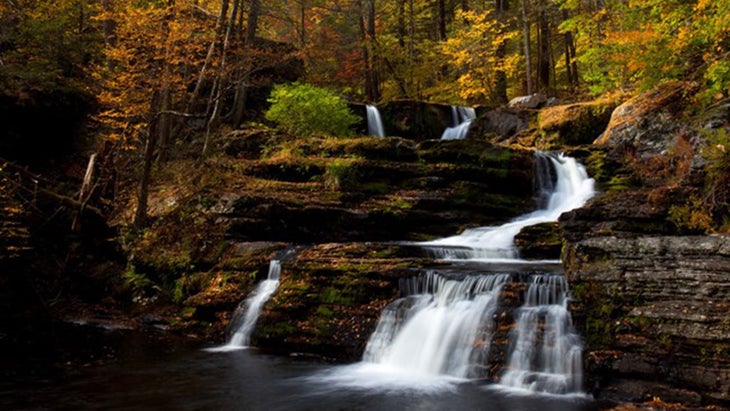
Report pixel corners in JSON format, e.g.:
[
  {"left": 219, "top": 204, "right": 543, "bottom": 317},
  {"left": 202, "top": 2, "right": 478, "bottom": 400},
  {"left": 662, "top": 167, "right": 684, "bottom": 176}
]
[{"left": 0, "top": 89, "right": 95, "bottom": 166}]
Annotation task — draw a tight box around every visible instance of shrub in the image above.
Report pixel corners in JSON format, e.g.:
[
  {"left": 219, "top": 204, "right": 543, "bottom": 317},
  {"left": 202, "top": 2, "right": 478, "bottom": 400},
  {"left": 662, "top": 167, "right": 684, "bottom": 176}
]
[{"left": 265, "top": 83, "right": 360, "bottom": 138}]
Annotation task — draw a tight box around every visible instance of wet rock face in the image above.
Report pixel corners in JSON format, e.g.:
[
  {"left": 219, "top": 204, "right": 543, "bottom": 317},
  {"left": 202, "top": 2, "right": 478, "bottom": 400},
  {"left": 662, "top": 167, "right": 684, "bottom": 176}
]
[
  {"left": 514, "top": 222, "right": 562, "bottom": 260},
  {"left": 252, "top": 242, "right": 431, "bottom": 360},
  {"left": 379, "top": 100, "right": 456, "bottom": 141},
  {"left": 563, "top": 234, "right": 730, "bottom": 405},
  {"left": 212, "top": 135, "right": 535, "bottom": 243}
]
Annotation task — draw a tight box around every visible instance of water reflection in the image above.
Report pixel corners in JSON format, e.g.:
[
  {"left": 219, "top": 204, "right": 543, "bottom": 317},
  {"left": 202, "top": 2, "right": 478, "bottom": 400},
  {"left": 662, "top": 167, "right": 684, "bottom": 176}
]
[{"left": 2, "top": 338, "right": 598, "bottom": 411}]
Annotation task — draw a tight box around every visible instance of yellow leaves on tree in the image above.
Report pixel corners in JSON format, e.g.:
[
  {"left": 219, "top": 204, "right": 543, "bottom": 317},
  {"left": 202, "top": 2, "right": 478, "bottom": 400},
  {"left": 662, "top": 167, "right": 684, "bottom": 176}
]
[
  {"left": 441, "top": 10, "right": 518, "bottom": 104},
  {"left": 94, "top": 1, "right": 214, "bottom": 144}
]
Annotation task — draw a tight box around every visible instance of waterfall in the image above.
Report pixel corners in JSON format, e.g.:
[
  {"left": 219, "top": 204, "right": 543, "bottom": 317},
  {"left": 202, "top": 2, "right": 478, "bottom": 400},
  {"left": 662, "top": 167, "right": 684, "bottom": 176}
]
[
  {"left": 499, "top": 274, "right": 583, "bottom": 394},
  {"left": 366, "top": 104, "right": 385, "bottom": 137},
  {"left": 307, "top": 154, "right": 593, "bottom": 396},
  {"left": 206, "top": 260, "right": 282, "bottom": 352},
  {"left": 362, "top": 271, "right": 509, "bottom": 379},
  {"left": 441, "top": 106, "right": 476, "bottom": 140},
  {"left": 422, "top": 152, "right": 595, "bottom": 261}
]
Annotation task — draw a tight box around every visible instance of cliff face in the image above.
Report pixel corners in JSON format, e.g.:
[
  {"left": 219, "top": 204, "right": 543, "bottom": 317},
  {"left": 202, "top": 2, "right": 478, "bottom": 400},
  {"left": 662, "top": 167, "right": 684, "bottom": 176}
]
[
  {"left": 559, "top": 82, "right": 730, "bottom": 406},
  {"left": 563, "top": 233, "right": 730, "bottom": 404}
]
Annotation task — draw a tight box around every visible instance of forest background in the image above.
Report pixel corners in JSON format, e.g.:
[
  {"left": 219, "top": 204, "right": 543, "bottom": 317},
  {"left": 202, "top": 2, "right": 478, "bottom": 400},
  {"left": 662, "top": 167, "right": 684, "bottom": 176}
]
[{"left": 0, "top": 0, "right": 728, "bottom": 224}]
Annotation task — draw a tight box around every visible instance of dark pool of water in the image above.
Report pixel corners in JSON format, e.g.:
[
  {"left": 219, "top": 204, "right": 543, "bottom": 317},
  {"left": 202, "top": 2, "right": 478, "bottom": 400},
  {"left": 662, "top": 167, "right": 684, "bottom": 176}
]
[{"left": 0, "top": 329, "right": 600, "bottom": 411}]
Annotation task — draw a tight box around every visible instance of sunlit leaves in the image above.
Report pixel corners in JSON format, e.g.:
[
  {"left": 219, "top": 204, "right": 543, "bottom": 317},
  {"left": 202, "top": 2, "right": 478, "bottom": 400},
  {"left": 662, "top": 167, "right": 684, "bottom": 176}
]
[
  {"left": 265, "top": 82, "right": 359, "bottom": 138},
  {"left": 441, "top": 10, "right": 519, "bottom": 103},
  {"left": 563, "top": 0, "right": 729, "bottom": 96}
]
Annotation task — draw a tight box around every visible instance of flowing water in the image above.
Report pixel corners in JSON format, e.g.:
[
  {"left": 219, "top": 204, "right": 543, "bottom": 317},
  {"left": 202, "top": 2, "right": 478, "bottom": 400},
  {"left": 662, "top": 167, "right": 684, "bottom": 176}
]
[
  {"left": 206, "top": 260, "right": 282, "bottom": 352},
  {"left": 362, "top": 271, "right": 509, "bottom": 379},
  {"left": 441, "top": 106, "right": 476, "bottom": 140},
  {"left": 0, "top": 152, "right": 598, "bottom": 409},
  {"left": 318, "top": 151, "right": 596, "bottom": 397},
  {"left": 422, "top": 152, "right": 594, "bottom": 261},
  {"left": 366, "top": 104, "right": 386, "bottom": 137},
  {"left": 500, "top": 274, "right": 583, "bottom": 394}
]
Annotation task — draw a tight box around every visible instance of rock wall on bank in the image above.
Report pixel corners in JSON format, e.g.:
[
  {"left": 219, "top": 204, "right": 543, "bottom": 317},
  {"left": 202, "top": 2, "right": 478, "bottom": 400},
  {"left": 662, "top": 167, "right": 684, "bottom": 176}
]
[
  {"left": 558, "top": 82, "right": 730, "bottom": 406},
  {"left": 563, "top": 234, "right": 730, "bottom": 405}
]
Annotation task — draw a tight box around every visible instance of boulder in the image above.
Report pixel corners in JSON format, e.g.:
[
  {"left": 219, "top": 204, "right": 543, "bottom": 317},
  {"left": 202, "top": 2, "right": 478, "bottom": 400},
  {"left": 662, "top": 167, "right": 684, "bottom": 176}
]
[
  {"left": 594, "top": 81, "right": 700, "bottom": 155},
  {"left": 482, "top": 108, "right": 530, "bottom": 139},
  {"left": 514, "top": 222, "right": 562, "bottom": 260},
  {"left": 538, "top": 97, "right": 619, "bottom": 147},
  {"left": 508, "top": 93, "right": 547, "bottom": 110},
  {"left": 379, "top": 100, "right": 455, "bottom": 141}
]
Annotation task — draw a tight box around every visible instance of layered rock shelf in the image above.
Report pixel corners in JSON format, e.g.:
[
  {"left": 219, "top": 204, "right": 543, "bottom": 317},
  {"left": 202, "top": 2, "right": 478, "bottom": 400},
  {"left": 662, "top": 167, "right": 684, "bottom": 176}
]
[{"left": 564, "top": 235, "right": 730, "bottom": 405}]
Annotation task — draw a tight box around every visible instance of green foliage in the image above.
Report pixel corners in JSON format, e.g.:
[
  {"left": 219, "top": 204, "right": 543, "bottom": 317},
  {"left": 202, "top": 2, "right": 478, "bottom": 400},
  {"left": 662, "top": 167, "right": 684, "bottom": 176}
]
[
  {"left": 0, "top": 0, "right": 102, "bottom": 92},
  {"left": 265, "top": 83, "right": 360, "bottom": 138},
  {"left": 703, "top": 60, "right": 730, "bottom": 102},
  {"left": 701, "top": 128, "right": 730, "bottom": 231},
  {"left": 123, "top": 266, "right": 153, "bottom": 290},
  {"left": 562, "top": 0, "right": 730, "bottom": 98},
  {"left": 324, "top": 159, "right": 358, "bottom": 191},
  {"left": 669, "top": 128, "right": 730, "bottom": 233}
]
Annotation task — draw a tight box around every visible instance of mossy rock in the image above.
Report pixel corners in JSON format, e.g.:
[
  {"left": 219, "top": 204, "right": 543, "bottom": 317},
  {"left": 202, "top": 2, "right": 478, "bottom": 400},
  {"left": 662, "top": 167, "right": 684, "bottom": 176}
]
[
  {"left": 514, "top": 222, "right": 562, "bottom": 260},
  {"left": 252, "top": 242, "right": 428, "bottom": 360},
  {"left": 417, "top": 137, "right": 517, "bottom": 167},
  {"left": 318, "top": 136, "right": 419, "bottom": 162},
  {"left": 537, "top": 97, "right": 619, "bottom": 148},
  {"left": 594, "top": 81, "right": 699, "bottom": 154}
]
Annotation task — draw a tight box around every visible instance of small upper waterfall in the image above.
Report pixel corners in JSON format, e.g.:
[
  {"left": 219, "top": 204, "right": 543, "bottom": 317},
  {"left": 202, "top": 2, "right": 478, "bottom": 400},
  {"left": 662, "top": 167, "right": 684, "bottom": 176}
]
[
  {"left": 366, "top": 104, "right": 385, "bottom": 137},
  {"left": 499, "top": 274, "right": 583, "bottom": 394},
  {"left": 206, "top": 260, "right": 282, "bottom": 351},
  {"left": 441, "top": 106, "right": 476, "bottom": 140},
  {"left": 362, "top": 271, "right": 509, "bottom": 379},
  {"left": 422, "top": 152, "right": 595, "bottom": 260}
]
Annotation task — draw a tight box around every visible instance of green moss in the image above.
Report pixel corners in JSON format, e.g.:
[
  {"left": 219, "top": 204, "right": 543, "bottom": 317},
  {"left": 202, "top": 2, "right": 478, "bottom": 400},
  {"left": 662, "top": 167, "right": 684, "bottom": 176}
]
[
  {"left": 316, "top": 305, "right": 334, "bottom": 317},
  {"left": 324, "top": 159, "right": 359, "bottom": 191},
  {"left": 572, "top": 281, "right": 619, "bottom": 350}
]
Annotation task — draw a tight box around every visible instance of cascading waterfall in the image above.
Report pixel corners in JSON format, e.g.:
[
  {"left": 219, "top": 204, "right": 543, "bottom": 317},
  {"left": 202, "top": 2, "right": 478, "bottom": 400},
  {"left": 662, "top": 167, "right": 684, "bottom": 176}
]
[
  {"left": 422, "top": 152, "right": 595, "bottom": 261},
  {"left": 441, "top": 106, "right": 476, "bottom": 140},
  {"left": 330, "top": 151, "right": 592, "bottom": 395},
  {"left": 499, "top": 274, "right": 583, "bottom": 394},
  {"left": 206, "top": 260, "right": 282, "bottom": 352},
  {"left": 366, "top": 104, "right": 385, "bottom": 137},
  {"left": 362, "top": 271, "right": 509, "bottom": 379},
  {"left": 303, "top": 153, "right": 593, "bottom": 397}
]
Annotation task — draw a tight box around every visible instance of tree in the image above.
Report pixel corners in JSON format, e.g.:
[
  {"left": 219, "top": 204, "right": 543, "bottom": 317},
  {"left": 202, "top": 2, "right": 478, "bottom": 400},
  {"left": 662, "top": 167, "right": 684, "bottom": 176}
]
[{"left": 441, "top": 9, "right": 519, "bottom": 103}]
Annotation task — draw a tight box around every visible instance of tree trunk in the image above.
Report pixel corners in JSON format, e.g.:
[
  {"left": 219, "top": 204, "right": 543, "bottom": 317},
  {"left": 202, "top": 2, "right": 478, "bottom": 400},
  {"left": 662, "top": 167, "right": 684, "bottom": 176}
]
[
  {"left": 563, "top": 9, "right": 578, "bottom": 90},
  {"left": 521, "top": 0, "right": 533, "bottom": 95},
  {"left": 358, "top": 0, "right": 380, "bottom": 102},
  {"left": 187, "top": 0, "right": 230, "bottom": 114},
  {"left": 537, "top": 0, "right": 551, "bottom": 93},
  {"left": 437, "top": 0, "right": 447, "bottom": 41},
  {"left": 493, "top": 0, "right": 509, "bottom": 104},
  {"left": 133, "top": 113, "right": 158, "bottom": 229},
  {"left": 397, "top": 0, "right": 406, "bottom": 48},
  {"left": 245, "top": 0, "right": 261, "bottom": 47},
  {"left": 101, "top": 0, "right": 116, "bottom": 71}
]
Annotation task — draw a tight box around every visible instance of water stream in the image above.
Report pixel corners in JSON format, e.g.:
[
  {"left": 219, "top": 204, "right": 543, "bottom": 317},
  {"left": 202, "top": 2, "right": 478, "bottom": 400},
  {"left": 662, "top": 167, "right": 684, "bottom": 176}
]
[
  {"left": 441, "top": 106, "right": 476, "bottom": 140},
  {"left": 0, "top": 151, "right": 599, "bottom": 409},
  {"left": 206, "top": 260, "right": 282, "bottom": 352},
  {"left": 422, "top": 152, "right": 594, "bottom": 261},
  {"left": 366, "top": 104, "right": 385, "bottom": 137},
  {"left": 314, "top": 151, "right": 595, "bottom": 396},
  {"left": 363, "top": 271, "right": 509, "bottom": 379}
]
